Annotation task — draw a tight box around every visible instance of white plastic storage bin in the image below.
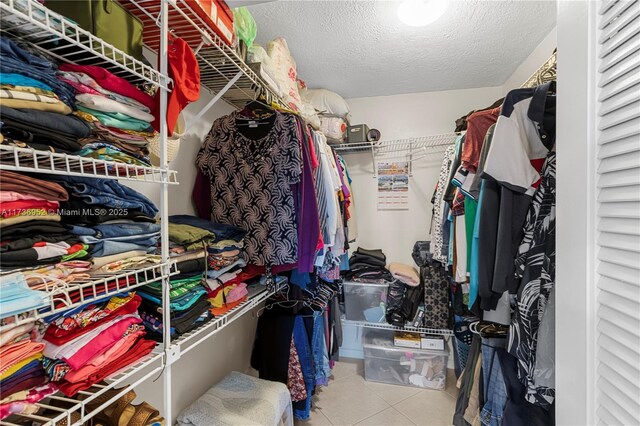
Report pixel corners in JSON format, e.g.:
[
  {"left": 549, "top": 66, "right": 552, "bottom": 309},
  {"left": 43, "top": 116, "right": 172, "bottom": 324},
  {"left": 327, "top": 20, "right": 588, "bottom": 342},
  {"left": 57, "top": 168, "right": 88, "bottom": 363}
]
[
  {"left": 342, "top": 281, "right": 388, "bottom": 322},
  {"left": 363, "top": 329, "right": 448, "bottom": 390}
]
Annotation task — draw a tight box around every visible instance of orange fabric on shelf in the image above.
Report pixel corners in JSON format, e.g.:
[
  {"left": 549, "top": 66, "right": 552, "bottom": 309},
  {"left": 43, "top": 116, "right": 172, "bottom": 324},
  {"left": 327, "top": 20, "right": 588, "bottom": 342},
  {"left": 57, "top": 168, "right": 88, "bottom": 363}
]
[{"left": 209, "top": 296, "right": 247, "bottom": 316}]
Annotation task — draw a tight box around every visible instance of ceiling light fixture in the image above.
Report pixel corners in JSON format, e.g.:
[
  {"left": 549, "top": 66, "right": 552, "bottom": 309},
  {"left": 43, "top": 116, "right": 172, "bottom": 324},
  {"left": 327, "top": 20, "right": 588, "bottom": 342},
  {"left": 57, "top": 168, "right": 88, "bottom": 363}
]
[{"left": 397, "top": 0, "right": 448, "bottom": 27}]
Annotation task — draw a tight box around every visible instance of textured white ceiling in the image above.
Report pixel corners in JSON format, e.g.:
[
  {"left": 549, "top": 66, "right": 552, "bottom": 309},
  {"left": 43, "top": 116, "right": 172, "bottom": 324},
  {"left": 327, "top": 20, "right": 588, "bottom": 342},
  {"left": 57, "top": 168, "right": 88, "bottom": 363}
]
[{"left": 248, "top": 0, "right": 557, "bottom": 98}]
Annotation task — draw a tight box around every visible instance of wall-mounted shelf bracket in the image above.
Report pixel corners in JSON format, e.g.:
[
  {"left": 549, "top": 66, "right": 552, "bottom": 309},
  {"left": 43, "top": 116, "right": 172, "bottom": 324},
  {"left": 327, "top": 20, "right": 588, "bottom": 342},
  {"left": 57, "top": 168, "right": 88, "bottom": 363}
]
[{"left": 185, "top": 70, "right": 243, "bottom": 131}]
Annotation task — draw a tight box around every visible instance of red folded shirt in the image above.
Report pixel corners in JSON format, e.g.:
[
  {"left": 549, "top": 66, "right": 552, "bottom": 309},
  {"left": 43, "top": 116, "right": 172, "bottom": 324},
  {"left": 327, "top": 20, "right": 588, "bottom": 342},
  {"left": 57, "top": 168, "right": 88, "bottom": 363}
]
[
  {"left": 57, "top": 338, "right": 156, "bottom": 397},
  {"left": 44, "top": 295, "right": 142, "bottom": 346}
]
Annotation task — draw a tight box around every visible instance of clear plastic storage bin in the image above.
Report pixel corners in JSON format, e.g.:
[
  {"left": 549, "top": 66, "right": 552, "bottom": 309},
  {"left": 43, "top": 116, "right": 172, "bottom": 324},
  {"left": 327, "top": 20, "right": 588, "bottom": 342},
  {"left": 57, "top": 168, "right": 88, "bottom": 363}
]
[
  {"left": 342, "top": 281, "right": 388, "bottom": 322},
  {"left": 363, "top": 329, "right": 448, "bottom": 390}
]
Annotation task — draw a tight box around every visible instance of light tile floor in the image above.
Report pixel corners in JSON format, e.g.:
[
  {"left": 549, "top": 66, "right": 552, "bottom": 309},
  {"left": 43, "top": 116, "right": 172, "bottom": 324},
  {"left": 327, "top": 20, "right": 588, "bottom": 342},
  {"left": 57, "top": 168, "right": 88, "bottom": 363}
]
[{"left": 295, "top": 359, "right": 457, "bottom": 426}]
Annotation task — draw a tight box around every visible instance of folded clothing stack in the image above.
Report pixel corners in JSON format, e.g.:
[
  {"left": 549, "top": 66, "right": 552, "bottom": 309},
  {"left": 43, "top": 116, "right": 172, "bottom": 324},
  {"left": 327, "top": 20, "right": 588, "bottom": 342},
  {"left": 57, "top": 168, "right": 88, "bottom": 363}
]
[
  {"left": 45, "top": 175, "right": 159, "bottom": 264},
  {"left": 343, "top": 247, "right": 393, "bottom": 284},
  {"left": 0, "top": 37, "right": 90, "bottom": 154},
  {"left": 204, "top": 264, "right": 264, "bottom": 316},
  {"left": 137, "top": 275, "right": 212, "bottom": 341},
  {"left": 168, "top": 215, "right": 247, "bottom": 281},
  {"left": 167, "top": 220, "right": 211, "bottom": 280},
  {"left": 40, "top": 292, "right": 156, "bottom": 397},
  {"left": 0, "top": 331, "right": 48, "bottom": 409},
  {"left": 59, "top": 63, "right": 156, "bottom": 167},
  {"left": 0, "top": 37, "right": 74, "bottom": 113},
  {"left": 0, "top": 172, "right": 91, "bottom": 269},
  {"left": 168, "top": 215, "right": 257, "bottom": 317},
  {"left": 0, "top": 35, "right": 157, "bottom": 167}
]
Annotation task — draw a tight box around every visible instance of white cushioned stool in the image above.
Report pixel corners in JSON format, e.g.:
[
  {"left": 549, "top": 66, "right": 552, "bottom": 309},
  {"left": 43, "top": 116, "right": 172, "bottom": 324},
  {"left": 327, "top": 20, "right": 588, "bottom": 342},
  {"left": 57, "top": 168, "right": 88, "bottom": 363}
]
[{"left": 176, "top": 371, "right": 293, "bottom": 426}]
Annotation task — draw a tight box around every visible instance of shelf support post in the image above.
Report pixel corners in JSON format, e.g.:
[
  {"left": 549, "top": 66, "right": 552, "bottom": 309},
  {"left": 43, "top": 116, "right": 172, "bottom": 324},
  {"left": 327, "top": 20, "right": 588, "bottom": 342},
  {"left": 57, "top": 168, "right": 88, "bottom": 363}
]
[
  {"left": 159, "top": 0, "right": 172, "bottom": 423},
  {"left": 371, "top": 145, "right": 377, "bottom": 178},
  {"left": 185, "top": 71, "right": 243, "bottom": 132}
]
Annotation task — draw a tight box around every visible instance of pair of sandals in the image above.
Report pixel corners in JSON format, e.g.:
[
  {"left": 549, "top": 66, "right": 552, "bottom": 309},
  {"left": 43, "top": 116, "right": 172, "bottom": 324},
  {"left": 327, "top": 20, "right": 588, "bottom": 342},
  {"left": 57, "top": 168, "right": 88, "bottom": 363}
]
[
  {"left": 52, "top": 385, "right": 164, "bottom": 426},
  {"left": 468, "top": 321, "right": 509, "bottom": 339}
]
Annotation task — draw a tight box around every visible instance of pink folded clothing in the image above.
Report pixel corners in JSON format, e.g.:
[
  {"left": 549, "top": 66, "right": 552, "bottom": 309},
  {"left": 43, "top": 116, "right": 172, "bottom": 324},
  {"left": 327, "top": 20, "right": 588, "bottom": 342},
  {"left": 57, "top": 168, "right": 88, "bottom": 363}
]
[
  {"left": 63, "top": 326, "right": 145, "bottom": 383},
  {"left": 225, "top": 283, "right": 248, "bottom": 304},
  {"left": 0, "top": 341, "right": 45, "bottom": 374},
  {"left": 0, "top": 192, "right": 47, "bottom": 203},
  {"left": 63, "top": 315, "right": 142, "bottom": 370},
  {"left": 59, "top": 64, "right": 154, "bottom": 110},
  {"left": 388, "top": 262, "right": 420, "bottom": 287}
]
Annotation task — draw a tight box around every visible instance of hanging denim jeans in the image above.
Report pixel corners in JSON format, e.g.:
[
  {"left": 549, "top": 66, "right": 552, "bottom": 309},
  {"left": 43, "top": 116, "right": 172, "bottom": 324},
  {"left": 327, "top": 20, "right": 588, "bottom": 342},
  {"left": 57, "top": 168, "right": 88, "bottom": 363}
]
[
  {"left": 480, "top": 338, "right": 508, "bottom": 426},
  {"left": 292, "top": 316, "right": 314, "bottom": 420},
  {"left": 311, "top": 311, "right": 330, "bottom": 387}
]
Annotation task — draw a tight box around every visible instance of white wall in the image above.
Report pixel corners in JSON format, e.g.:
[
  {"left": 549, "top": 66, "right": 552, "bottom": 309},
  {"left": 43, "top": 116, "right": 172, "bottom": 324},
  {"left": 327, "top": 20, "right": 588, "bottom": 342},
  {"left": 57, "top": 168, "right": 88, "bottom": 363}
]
[
  {"left": 556, "top": 2, "right": 594, "bottom": 424},
  {"left": 344, "top": 86, "right": 503, "bottom": 265},
  {"left": 502, "top": 27, "right": 557, "bottom": 94}
]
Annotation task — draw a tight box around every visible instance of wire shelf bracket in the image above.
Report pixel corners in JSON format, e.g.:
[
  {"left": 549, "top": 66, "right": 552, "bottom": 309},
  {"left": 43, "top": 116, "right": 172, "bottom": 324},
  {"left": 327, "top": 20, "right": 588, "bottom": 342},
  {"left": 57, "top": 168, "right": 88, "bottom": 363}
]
[
  {"left": 121, "top": 0, "right": 287, "bottom": 110},
  {"left": 169, "top": 285, "right": 273, "bottom": 361},
  {"left": 0, "top": 262, "right": 179, "bottom": 332},
  {"left": 0, "top": 145, "right": 180, "bottom": 184},
  {"left": 185, "top": 70, "right": 243, "bottom": 132},
  {"left": 342, "top": 319, "right": 455, "bottom": 336},
  {"left": 0, "top": 0, "right": 170, "bottom": 89}
]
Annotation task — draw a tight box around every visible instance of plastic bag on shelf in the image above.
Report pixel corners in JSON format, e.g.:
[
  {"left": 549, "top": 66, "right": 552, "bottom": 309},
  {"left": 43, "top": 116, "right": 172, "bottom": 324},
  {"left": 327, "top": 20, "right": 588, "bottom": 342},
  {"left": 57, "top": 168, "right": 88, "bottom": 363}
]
[{"left": 233, "top": 7, "right": 257, "bottom": 48}]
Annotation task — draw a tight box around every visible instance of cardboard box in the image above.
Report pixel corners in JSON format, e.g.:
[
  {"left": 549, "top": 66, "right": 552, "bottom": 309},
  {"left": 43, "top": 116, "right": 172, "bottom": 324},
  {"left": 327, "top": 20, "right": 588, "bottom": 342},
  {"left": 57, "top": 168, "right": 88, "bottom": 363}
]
[
  {"left": 394, "top": 331, "right": 422, "bottom": 349},
  {"left": 421, "top": 335, "right": 446, "bottom": 351},
  {"left": 347, "top": 124, "right": 370, "bottom": 143},
  {"left": 186, "top": 0, "right": 234, "bottom": 46}
]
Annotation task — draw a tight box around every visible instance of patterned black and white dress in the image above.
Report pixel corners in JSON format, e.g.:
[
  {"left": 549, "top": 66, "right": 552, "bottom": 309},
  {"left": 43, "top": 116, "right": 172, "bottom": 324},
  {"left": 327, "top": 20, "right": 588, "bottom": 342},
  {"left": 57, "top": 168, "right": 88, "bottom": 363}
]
[
  {"left": 196, "top": 111, "right": 302, "bottom": 266},
  {"left": 431, "top": 144, "right": 457, "bottom": 264},
  {"left": 508, "top": 151, "right": 556, "bottom": 407}
]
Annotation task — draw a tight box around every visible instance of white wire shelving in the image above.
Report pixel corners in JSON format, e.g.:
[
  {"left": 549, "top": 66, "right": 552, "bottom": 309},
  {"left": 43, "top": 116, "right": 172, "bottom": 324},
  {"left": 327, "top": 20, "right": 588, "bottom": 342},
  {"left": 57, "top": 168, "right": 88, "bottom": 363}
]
[
  {"left": 0, "top": 262, "right": 178, "bottom": 332},
  {"left": 342, "top": 319, "right": 454, "bottom": 336},
  {"left": 332, "top": 133, "right": 459, "bottom": 176},
  {"left": 0, "top": 1, "right": 178, "bottom": 423},
  {"left": 120, "top": 0, "right": 287, "bottom": 111},
  {"left": 170, "top": 284, "right": 274, "bottom": 359},
  {"left": 0, "top": 350, "right": 165, "bottom": 426},
  {"left": 0, "top": 145, "right": 179, "bottom": 184},
  {"left": 0, "top": 0, "right": 170, "bottom": 90}
]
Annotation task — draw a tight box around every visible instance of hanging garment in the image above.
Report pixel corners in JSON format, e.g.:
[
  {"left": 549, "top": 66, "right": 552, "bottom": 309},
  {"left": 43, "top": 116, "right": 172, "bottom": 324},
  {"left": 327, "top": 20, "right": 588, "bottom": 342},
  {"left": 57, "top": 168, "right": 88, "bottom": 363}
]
[
  {"left": 196, "top": 111, "right": 302, "bottom": 266},
  {"left": 475, "top": 82, "right": 556, "bottom": 311},
  {"left": 509, "top": 152, "right": 556, "bottom": 407},
  {"left": 432, "top": 144, "right": 457, "bottom": 264}
]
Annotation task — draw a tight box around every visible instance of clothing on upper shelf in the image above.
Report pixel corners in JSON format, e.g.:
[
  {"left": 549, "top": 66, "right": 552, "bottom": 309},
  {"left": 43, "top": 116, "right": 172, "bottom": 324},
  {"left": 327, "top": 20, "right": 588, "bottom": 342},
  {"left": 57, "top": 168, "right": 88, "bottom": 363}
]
[{"left": 0, "top": 34, "right": 166, "bottom": 166}]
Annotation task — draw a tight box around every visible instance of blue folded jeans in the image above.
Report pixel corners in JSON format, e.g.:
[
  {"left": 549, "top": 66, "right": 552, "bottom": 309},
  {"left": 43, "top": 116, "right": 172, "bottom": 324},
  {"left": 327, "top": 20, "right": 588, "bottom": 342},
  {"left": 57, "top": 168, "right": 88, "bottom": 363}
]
[
  {"left": 481, "top": 338, "right": 508, "bottom": 426},
  {"left": 70, "top": 222, "right": 160, "bottom": 241},
  {"left": 91, "top": 238, "right": 158, "bottom": 257},
  {"left": 0, "top": 37, "right": 75, "bottom": 106},
  {"left": 50, "top": 175, "right": 158, "bottom": 217}
]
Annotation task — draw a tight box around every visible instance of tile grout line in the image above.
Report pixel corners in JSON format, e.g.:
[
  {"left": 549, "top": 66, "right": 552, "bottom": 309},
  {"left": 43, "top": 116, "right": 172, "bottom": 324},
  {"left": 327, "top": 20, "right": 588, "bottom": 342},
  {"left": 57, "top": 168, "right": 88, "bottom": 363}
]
[
  {"left": 392, "top": 406, "right": 419, "bottom": 426},
  {"left": 387, "top": 389, "right": 423, "bottom": 407},
  {"left": 350, "top": 403, "right": 394, "bottom": 426}
]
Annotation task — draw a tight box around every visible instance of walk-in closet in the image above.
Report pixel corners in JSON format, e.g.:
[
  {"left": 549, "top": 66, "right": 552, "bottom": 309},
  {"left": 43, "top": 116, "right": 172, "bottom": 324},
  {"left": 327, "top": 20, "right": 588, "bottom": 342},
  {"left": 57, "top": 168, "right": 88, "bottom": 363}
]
[{"left": 0, "top": 1, "right": 638, "bottom": 425}]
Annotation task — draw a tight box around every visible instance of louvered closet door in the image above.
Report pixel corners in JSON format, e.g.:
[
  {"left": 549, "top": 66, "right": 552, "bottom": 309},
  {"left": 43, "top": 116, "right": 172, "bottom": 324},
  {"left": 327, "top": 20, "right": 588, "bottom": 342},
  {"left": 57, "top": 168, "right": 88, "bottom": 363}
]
[{"left": 595, "top": 1, "right": 640, "bottom": 424}]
